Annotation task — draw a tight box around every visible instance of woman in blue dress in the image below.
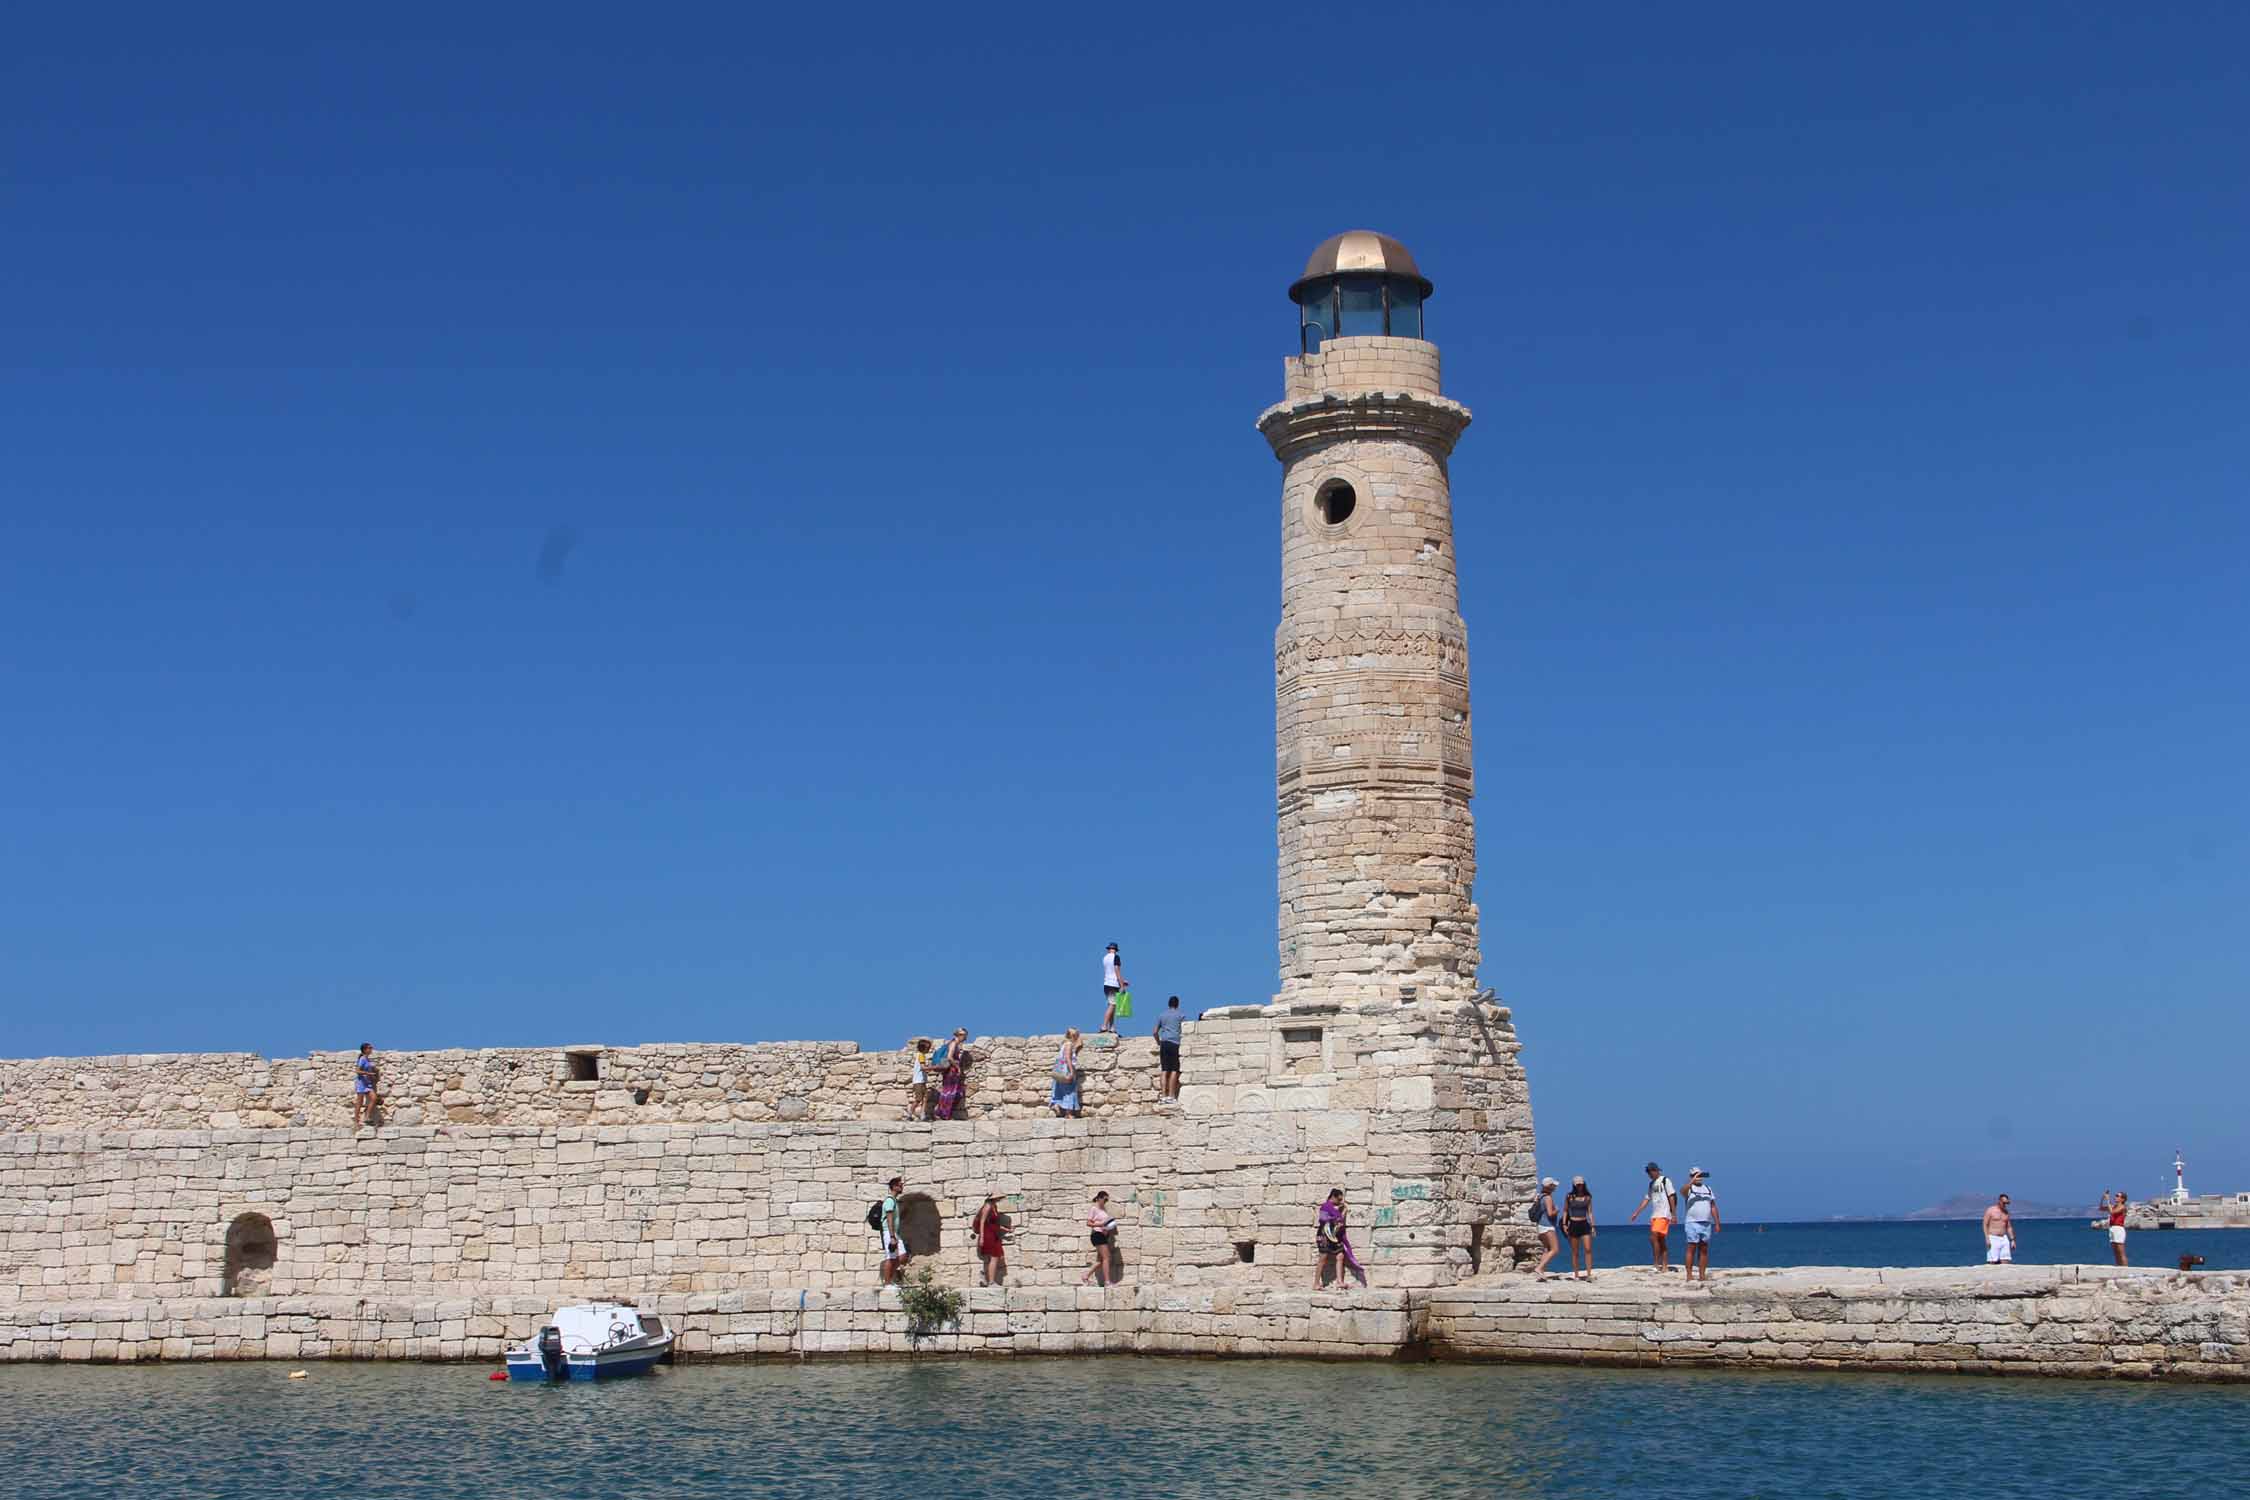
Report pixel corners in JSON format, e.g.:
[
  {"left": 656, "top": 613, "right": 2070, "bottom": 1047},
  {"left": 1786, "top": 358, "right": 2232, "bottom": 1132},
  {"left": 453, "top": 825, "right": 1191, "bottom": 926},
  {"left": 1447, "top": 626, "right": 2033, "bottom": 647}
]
[
  {"left": 352, "top": 1043, "right": 381, "bottom": 1128},
  {"left": 1050, "top": 1028, "right": 1083, "bottom": 1118}
]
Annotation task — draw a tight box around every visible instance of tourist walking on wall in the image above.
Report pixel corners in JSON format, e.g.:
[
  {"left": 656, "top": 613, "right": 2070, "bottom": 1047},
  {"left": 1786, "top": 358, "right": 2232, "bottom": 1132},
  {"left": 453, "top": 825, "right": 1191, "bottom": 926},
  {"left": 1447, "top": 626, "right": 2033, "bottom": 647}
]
[
  {"left": 904, "top": 1038, "right": 933, "bottom": 1121},
  {"left": 1982, "top": 1194, "right": 2016, "bottom": 1264},
  {"left": 1629, "top": 1162, "right": 1678, "bottom": 1272},
  {"left": 2102, "top": 1189, "right": 2129, "bottom": 1267},
  {"left": 971, "top": 1194, "right": 1011, "bottom": 1287},
  {"left": 1529, "top": 1177, "right": 1561, "bottom": 1276},
  {"left": 930, "top": 1027, "right": 966, "bottom": 1071},
  {"left": 932, "top": 1031, "right": 972, "bottom": 1121},
  {"left": 352, "top": 1043, "right": 382, "bottom": 1128},
  {"left": 1051, "top": 1027, "right": 1083, "bottom": 1118},
  {"left": 1682, "top": 1168, "right": 1721, "bottom": 1283},
  {"left": 877, "top": 1176, "right": 910, "bottom": 1285},
  {"left": 1083, "top": 1190, "right": 1118, "bottom": 1287},
  {"left": 1314, "top": 1188, "right": 1367, "bottom": 1289},
  {"left": 1098, "top": 943, "right": 1125, "bottom": 1033},
  {"left": 924, "top": 1028, "right": 969, "bottom": 1119},
  {"left": 1153, "top": 996, "right": 1183, "bottom": 1101},
  {"left": 1563, "top": 1177, "right": 1595, "bottom": 1280}
]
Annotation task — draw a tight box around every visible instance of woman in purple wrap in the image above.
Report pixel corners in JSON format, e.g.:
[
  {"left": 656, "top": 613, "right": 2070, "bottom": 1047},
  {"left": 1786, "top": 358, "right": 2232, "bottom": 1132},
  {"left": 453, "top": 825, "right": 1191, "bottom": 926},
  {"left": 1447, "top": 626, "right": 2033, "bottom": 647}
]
[
  {"left": 1314, "top": 1188, "right": 1366, "bottom": 1289},
  {"left": 931, "top": 1038, "right": 970, "bottom": 1121}
]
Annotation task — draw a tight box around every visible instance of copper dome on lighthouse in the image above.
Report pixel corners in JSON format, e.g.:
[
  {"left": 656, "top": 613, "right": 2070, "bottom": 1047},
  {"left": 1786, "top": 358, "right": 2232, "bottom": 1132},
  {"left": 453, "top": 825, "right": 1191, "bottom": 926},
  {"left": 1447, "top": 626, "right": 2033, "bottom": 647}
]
[{"left": 1289, "top": 230, "right": 1433, "bottom": 301}]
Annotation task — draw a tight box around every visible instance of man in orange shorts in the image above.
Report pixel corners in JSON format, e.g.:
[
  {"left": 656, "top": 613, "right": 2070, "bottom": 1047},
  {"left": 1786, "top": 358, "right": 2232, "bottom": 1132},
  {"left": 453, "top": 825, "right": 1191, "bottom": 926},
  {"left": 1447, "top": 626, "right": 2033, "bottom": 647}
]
[{"left": 1628, "top": 1160, "right": 1679, "bottom": 1272}]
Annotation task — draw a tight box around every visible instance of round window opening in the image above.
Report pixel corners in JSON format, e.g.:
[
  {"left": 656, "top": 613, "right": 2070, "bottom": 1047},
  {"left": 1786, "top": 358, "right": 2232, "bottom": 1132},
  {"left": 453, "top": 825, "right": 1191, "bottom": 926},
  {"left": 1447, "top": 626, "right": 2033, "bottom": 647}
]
[{"left": 1313, "top": 480, "right": 1357, "bottom": 528}]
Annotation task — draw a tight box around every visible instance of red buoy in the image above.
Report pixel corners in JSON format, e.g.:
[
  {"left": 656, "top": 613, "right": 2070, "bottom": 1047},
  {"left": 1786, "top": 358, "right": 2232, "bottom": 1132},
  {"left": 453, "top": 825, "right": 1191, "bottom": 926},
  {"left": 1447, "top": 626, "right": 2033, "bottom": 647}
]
[{"left": 488, "top": 1371, "right": 507, "bottom": 1380}]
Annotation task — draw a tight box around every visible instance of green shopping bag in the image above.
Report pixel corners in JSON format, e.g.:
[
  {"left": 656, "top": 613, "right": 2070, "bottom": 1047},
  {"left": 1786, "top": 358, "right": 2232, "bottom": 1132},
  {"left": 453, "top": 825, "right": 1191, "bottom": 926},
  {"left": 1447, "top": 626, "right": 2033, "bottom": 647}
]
[{"left": 1114, "top": 986, "right": 1134, "bottom": 1020}]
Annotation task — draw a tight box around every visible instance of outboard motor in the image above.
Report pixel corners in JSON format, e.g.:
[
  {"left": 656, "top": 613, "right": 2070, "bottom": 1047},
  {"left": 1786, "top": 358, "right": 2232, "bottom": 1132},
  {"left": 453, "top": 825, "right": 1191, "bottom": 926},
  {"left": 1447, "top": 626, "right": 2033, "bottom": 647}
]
[{"left": 537, "top": 1326, "right": 566, "bottom": 1381}]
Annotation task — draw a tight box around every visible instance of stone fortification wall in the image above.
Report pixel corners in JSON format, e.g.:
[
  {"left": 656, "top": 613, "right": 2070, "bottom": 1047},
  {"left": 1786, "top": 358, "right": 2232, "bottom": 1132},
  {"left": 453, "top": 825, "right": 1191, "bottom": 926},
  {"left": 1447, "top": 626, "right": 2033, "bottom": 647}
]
[
  {"left": 0, "top": 1034, "right": 1174, "bottom": 1133},
  {"left": 4, "top": 1011, "right": 1523, "bottom": 1134},
  {"left": 0, "top": 1053, "right": 288, "bottom": 1132},
  {"left": 0, "top": 1286, "right": 1423, "bottom": 1364},
  {"left": 5, "top": 1268, "right": 2242, "bottom": 1382},
  {"left": 1, "top": 1002, "right": 1539, "bottom": 1302}
]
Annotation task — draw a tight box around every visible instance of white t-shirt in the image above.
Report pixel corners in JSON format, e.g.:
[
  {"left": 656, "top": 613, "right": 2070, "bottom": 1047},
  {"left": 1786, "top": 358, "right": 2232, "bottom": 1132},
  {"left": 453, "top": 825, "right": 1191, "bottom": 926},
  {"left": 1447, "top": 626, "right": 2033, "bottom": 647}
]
[
  {"left": 1646, "top": 1175, "right": 1675, "bottom": 1217},
  {"left": 1684, "top": 1182, "right": 1715, "bottom": 1223},
  {"left": 1102, "top": 950, "right": 1122, "bottom": 988}
]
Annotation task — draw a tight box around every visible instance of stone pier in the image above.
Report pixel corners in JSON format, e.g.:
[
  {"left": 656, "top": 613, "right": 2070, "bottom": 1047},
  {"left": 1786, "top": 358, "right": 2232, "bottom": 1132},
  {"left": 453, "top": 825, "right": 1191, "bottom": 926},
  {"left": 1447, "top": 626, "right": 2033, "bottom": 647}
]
[{"left": 4, "top": 1267, "right": 2242, "bottom": 1383}]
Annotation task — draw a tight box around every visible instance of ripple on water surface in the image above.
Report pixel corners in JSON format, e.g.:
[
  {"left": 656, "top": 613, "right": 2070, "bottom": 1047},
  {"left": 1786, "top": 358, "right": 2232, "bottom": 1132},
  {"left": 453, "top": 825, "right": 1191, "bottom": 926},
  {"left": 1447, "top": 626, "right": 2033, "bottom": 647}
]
[{"left": 0, "top": 1358, "right": 2243, "bottom": 1499}]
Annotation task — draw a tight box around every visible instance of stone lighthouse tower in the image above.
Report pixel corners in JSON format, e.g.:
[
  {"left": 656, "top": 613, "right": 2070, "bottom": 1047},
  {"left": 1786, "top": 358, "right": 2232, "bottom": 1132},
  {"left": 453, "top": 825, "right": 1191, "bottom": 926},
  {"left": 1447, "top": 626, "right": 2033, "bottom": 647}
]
[{"left": 1260, "top": 232, "right": 1479, "bottom": 1006}]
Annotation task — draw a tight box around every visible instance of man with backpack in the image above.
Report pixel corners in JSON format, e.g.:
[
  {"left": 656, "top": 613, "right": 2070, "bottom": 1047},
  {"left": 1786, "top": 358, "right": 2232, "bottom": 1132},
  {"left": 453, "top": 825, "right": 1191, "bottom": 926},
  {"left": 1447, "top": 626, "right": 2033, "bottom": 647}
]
[
  {"left": 872, "top": 1175, "right": 909, "bottom": 1285},
  {"left": 1627, "top": 1161, "right": 1679, "bottom": 1272}
]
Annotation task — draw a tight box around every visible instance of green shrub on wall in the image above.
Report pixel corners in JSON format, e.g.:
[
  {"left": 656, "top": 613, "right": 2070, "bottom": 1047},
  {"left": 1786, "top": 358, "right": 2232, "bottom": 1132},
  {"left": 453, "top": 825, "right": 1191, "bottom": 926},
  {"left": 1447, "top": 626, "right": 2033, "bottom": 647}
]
[{"left": 897, "top": 1267, "right": 963, "bottom": 1344}]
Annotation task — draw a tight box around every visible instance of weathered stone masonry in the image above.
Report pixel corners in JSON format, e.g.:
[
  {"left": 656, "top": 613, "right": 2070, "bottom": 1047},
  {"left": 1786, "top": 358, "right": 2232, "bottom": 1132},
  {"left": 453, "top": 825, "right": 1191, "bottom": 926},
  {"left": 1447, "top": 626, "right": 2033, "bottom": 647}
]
[
  {"left": 13, "top": 1017, "right": 2239, "bottom": 1383},
  {"left": 0, "top": 1002, "right": 1541, "bottom": 1316},
  {"left": 6, "top": 1269, "right": 2243, "bottom": 1383},
  {"left": 1265, "top": 335, "right": 1482, "bottom": 1009}
]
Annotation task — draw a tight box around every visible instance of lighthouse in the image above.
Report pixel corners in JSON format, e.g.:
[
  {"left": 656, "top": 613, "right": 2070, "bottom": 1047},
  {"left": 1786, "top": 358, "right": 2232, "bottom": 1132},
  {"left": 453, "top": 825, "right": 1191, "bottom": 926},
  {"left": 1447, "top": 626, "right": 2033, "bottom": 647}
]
[{"left": 1260, "top": 232, "right": 1482, "bottom": 1006}]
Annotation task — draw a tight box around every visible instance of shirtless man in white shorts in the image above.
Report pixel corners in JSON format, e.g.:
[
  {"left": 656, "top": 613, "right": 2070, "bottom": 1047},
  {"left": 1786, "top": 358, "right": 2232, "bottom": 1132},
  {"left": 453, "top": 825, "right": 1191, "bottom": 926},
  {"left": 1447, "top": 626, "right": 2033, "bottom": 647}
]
[{"left": 1981, "top": 1194, "right": 2016, "bottom": 1263}]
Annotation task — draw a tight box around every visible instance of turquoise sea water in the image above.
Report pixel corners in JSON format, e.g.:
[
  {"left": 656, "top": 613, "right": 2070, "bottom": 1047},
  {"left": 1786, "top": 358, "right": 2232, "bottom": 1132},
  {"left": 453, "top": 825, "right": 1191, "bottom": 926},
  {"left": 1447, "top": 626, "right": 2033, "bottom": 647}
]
[
  {"left": 3, "top": 1358, "right": 2242, "bottom": 1500},
  {"left": 1589, "top": 1218, "right": 2250, "bottom": 1271}
]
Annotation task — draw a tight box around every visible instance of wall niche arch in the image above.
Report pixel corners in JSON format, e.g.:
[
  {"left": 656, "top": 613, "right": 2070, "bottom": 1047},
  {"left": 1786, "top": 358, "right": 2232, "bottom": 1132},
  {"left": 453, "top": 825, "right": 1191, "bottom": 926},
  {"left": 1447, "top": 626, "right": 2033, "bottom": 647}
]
[
  {"left": 222, "top": 1212, "right": 278, "bottom": 1297},
  {"left": 897, "top": 1193, "right": 942, "bottom": 1258}
]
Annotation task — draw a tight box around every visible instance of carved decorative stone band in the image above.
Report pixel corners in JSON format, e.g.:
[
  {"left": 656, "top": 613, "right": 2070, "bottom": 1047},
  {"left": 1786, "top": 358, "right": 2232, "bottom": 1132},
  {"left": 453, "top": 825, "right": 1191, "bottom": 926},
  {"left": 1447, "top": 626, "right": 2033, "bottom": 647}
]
[{"left": 1256, "top": 389, "right": 1473, "bottom": 462}]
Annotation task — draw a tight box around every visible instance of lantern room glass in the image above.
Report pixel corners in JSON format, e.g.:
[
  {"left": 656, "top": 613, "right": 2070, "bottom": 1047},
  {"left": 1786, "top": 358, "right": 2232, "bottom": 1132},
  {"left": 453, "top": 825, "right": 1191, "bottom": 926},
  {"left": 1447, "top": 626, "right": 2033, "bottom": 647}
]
[
  {"left": 1297, "top": 275, "right": 1427, "bottom": 350},
  {"left": 1338, "top": 278, "right": 1385, "bottom": 337},
  {"left": 1386, "top": 284, "right": 1422, "bottom": 339},
  {"left": 1301, "top": 286, "right": 1332, "bottom": 351}
]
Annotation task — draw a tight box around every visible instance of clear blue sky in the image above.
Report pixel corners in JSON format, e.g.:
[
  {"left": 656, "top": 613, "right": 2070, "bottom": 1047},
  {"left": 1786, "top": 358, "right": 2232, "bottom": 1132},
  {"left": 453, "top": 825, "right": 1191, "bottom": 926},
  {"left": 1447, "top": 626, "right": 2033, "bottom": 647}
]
[{"left": 4, "top": 5, "right": 2244, "bottom": 1220}]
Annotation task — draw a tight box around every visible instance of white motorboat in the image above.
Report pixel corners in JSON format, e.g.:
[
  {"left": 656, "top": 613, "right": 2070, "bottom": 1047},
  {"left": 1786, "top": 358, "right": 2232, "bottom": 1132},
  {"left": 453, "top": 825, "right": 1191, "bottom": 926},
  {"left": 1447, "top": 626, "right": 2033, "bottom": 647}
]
[{"left": 504, "top": 1303, "right": 676, "bottom": 1382}]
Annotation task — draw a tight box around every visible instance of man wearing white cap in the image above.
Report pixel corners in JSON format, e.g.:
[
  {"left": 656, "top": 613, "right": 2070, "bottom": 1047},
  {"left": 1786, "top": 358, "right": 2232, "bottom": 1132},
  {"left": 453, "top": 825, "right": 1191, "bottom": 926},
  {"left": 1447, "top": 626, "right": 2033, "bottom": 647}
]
[{"left": 1682, "top": 1168, "right": 1721, "bottom": 1283}]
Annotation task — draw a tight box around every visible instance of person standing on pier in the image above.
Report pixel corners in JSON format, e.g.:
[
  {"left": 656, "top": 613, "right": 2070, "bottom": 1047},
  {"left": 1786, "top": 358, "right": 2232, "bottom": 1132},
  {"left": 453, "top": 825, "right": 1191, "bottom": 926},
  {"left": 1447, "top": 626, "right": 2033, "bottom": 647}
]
[
  {"left": 1563, "top": 1177, "right": 1596, "bottom": 1281},
  {"left": 1529, "top": 1177, "right": 1561, "bottom": 1277},
  {"left": 1982, "top": 1193, "right": 2016, "bottom": 1264},
  {"left": 2103, "top": 1189, "right": 2129, "bottom": 1266},
  {"left": 1682, "top": 1168, "right": 1721, "bottom": 1283},
  {"left": 1629, "top": 1162, "right": 1678, "bottom": 1272}
]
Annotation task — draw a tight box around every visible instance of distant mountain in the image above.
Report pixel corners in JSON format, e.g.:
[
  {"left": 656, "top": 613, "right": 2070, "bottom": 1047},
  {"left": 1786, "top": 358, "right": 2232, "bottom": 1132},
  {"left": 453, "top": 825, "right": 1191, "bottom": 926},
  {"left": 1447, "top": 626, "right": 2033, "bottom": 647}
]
[{"left": 1890, "top": 1193, "right": 2096, "bottom": 1221}]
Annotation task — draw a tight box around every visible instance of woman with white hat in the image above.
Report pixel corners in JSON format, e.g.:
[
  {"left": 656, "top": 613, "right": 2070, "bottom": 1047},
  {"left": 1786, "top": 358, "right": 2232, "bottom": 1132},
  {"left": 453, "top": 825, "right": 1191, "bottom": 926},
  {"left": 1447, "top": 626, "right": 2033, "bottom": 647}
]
[{"left": 1530, "top": 1176, "right": 1562, "bottom": 1277}]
